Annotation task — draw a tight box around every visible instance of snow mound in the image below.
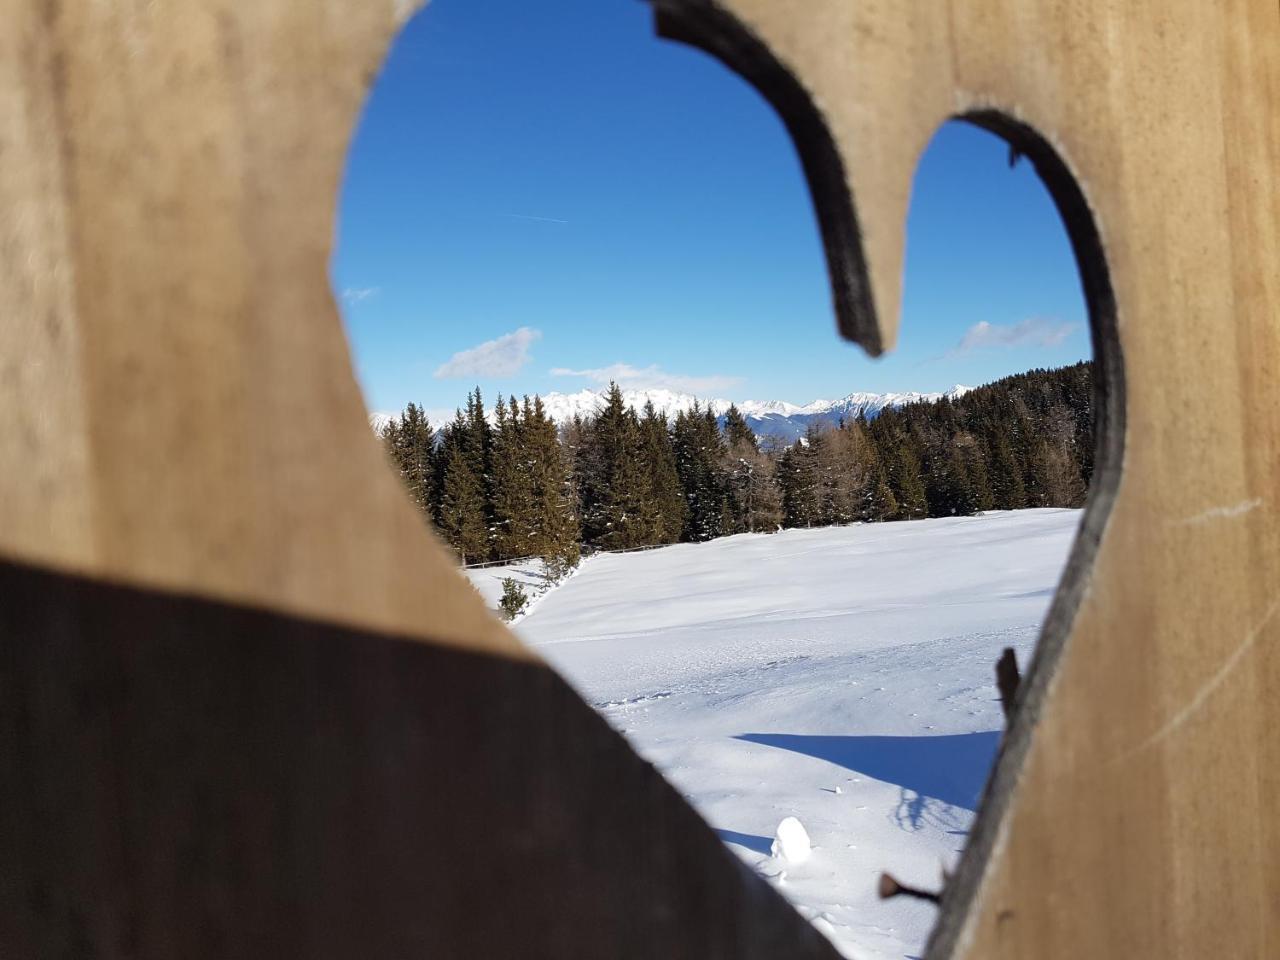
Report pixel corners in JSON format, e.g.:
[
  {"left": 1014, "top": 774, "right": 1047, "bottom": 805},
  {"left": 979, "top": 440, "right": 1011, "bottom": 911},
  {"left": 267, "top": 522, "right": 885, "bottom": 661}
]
[{"left": 771, "top": 816, "right": 812, "bottom": 863}]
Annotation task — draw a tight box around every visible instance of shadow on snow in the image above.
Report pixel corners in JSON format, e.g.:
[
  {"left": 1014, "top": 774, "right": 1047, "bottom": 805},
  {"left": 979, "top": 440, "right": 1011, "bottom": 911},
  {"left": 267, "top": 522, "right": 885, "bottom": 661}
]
[
  {"left": 735, "top": 731, "right": 1001, "bottom": 829},
  {"left": 715, "top": 828, "right": 774, "bottom": 856}
]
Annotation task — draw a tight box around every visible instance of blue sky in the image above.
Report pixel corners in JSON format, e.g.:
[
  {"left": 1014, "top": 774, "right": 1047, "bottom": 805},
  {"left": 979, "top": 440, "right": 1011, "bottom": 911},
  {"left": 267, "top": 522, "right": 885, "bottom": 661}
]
[{"left": 332, "top": 0, "right": 1089, "bottom": 421}]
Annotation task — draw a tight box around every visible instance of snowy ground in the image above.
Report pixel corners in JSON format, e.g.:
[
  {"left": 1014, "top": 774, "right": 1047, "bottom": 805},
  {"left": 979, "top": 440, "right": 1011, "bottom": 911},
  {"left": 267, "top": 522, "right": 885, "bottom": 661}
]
[
  {"left": 464, "top": 555, "right": 590, "bottom": 620},
  {"left": 467, "top": 509, "right": 1080, "bottom": 959},
  {"left": 465, "top": 557, "right": 553, "bottom": 611}
]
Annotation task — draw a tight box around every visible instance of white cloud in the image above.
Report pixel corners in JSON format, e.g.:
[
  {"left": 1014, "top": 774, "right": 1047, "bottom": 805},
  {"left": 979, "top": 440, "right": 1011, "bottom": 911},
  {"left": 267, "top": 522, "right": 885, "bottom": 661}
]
[
  {"left": 953, "top": 318, "right": 1078, "bottom": 354},
  {"left": 341, "top": 286, "right": 380, "bottom": 304},
  {"left": 550, "top": 362, "right": 742, "bottom": 395},
  {"left": 434, "top": 327, "right": 542, "bottom": 379}
]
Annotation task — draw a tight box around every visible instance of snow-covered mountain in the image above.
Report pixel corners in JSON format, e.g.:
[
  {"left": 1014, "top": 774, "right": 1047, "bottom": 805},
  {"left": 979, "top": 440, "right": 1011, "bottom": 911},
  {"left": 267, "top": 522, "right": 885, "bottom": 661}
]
[
  {"left": 368, "top": 411, "right": 397, "bottom": 435},
  {"left": 537, "top": 387, "right": 729, "bottom": 424},
  {"left": 538, "top": 385, "right": 972, "bottom": 442},
  {"left": 371, "top": 385, "right": 972, "bottom": 443}
]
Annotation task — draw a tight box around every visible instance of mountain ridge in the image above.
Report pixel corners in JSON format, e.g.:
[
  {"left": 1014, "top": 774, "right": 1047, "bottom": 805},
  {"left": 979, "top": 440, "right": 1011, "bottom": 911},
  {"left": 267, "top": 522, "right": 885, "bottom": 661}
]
[{"left": 372, "top": 384, "right": 972, "bottom": 442}]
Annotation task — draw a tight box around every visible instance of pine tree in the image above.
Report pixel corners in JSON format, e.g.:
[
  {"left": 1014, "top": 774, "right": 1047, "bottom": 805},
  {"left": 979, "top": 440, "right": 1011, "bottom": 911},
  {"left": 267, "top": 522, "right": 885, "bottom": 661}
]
[
  {"left": 409, "top": 404, "right": 438, "bottom": 511},
  {"left": 862, "top": 466, "right": 898, "bottom": 520},
  {"left": 673, "top": 404, "right": 727, "bottom": 541},
  {"left": 987, "top": 432, "right": 1027, "bottom": 509},
  {"left": 562, "top": 413, "right": 593, "bottom": 538},
  {"left": 778, "top": 438, "right": 819, "bottom": 528},
  {"left": 464, "top": 386, "right": 493, "bottom": 486},
  {"left": 639, "top": 401, "right": 686, "bottom": 543},
  {"left": 380, "top": 416, "right": 404, "bottom": 491},
  {"left": 782, "top": 424, "right": 844, "bottom": 526},
  {"left": 381, "top": 404, "right": 438, "bottom": 524},
  {"left": 936, "top": 443, "right": 977, "bottom": 516},
  {"left": 462, "top": 387, "right": 495, "bottom": 556},
  {"left": 721, "top": 405, "right": 768, "bottom": 533},
  {"left": 722, "top": 404, "right": 757, "bottom": 452},
  {"left": 889, "top": 442, "right": 929, "bottom": 520},
  {"left": 958, "top": 433, "right": 994, "bottom": 513},
  {"left": 525, "top": 395, "right": 580, "bottom": 578},
  {"left": 490, "top": 395, "right": 536, "bottom": 560},
  {"left": 437, "top": 409, "right": 488, "bottom": 564},
  {"left": 582, "top": 383, "right": 649, "bottom": 549}
]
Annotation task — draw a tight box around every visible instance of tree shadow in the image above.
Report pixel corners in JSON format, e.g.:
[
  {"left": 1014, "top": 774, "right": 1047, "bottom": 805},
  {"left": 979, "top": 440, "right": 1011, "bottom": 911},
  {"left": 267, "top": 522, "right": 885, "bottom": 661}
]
[
  {"left": 715, "top": 828, "right": 773, "bottom": 856},
  {"left": 735, "top": 732, "right": 1000, "bottom": 820}
]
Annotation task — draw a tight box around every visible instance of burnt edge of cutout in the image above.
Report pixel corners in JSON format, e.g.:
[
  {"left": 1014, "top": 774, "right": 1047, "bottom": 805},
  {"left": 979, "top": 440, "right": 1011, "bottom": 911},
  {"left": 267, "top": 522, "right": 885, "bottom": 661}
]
[
  {"left": 926, "top": 109, "right": 1124, "bottom": 960},
  {"left": 646, "top": 6, "right": 1126, "bottom": 958},
  {"left": 649, "top": 0, "right": 883, "bottom": 356}
]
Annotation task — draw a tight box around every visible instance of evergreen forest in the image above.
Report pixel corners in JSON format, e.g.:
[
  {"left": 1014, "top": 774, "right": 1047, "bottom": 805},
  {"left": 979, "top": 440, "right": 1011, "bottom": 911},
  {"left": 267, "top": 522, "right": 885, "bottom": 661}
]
[{"left": 379, "top": 361, "right": 1094, "bottom": 568}]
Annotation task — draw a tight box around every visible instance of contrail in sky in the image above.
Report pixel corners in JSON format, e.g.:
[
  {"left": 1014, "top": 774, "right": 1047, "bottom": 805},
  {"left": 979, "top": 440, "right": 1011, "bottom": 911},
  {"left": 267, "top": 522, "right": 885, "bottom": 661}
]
[{"left": 503, "top": 213, "right": 570, "bottom": 224}]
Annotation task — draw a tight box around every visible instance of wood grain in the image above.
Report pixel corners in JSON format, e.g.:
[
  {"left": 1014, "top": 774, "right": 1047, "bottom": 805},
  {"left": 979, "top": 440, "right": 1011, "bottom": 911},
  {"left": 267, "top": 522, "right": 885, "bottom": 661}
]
[
  {"left": 0, "top": 0, "right": 516, "bottom": 656},
  {"left": 0, "top": 1, "right": 843, "bottom": 956},
  {"left": 654, "top": 1, "right": 1280, "bottom": 957},
  {"left": 3, "top": 0, "right": 1277, "bottom": 956}
]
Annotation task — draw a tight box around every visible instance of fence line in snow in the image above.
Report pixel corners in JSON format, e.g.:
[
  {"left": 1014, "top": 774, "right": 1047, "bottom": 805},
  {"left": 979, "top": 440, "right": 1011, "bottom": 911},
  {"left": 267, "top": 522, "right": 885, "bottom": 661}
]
[{"left": 462, "top": 530, "right": 802, "bottom": 570}]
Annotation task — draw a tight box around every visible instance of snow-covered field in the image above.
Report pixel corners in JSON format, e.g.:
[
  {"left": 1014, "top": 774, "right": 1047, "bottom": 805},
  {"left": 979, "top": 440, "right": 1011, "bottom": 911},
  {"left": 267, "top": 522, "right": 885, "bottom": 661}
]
[{"left": 468, "top": 509, "right": 1080, "bottom": 959}]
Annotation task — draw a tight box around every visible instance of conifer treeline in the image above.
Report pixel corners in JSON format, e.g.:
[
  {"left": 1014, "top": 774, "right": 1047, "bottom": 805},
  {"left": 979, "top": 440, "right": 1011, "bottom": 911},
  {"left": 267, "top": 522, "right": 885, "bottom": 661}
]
[{"left": 381, "top": 361, "right": 1093, "bottom": 566}]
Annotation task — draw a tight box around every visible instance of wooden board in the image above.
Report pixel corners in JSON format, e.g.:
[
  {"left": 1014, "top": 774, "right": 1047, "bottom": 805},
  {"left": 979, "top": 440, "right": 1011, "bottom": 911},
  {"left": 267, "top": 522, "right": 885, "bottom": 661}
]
[
  {"left": 0, "top": 1, "right": 840, "bottom": 956},
  {"left": 652, "top": 0, "right": 1280, "bottom": 957},
  {"left": 1, "top": 557, "right": 841, "bottom": 958},
  {"left": 2, "top": 0, "right": 1277, "bottom": 957}
]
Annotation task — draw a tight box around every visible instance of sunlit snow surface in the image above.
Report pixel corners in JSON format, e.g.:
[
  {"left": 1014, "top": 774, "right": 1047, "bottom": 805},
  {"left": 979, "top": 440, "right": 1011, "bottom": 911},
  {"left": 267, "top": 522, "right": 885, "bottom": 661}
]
[{"left": 471, "top": 509, "right": 1080, "bottom": 959}]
